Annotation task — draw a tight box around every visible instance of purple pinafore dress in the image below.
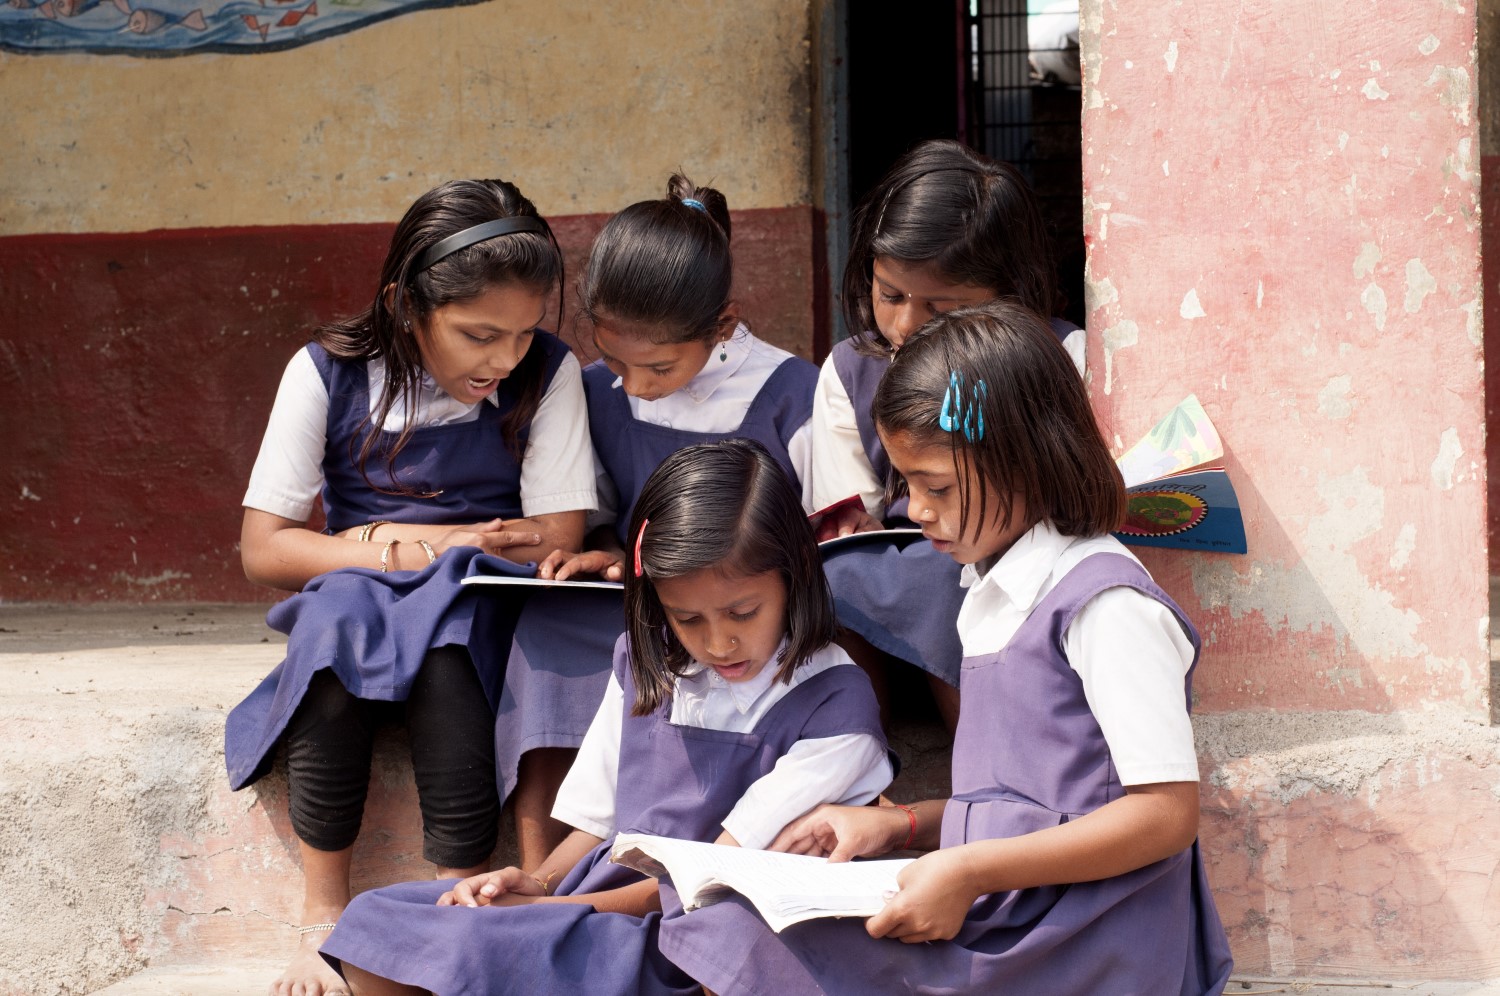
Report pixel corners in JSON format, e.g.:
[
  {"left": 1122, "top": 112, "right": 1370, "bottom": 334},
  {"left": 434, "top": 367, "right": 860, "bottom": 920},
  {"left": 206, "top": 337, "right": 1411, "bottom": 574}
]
[
  {"left": 658, "top": 552, "right": 1233, "bottom": 996},
  {"left": 490, "top": 355, "right": 819, "bottom": 806},
  {"left": 820, "top": 319, "right": 1080, "bottom": 686},
  {"left": 320, "top": 634, "right": 887, "bottom": 996},
  {"left": 223, "top": 335, "right": 569, "bottom": 790}
]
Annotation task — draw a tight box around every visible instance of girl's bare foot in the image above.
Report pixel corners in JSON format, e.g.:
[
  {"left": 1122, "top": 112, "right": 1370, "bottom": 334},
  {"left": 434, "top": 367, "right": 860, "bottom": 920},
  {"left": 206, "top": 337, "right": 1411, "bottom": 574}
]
[{"left": 270, "top": 921, "right": 350, "bottom": 996}]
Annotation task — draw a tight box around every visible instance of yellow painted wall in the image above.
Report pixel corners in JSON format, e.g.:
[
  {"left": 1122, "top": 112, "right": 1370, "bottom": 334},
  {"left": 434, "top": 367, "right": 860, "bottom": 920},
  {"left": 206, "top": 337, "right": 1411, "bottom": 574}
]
[{"left": 0, "top": 0, "right": 813, "bottom": 235}]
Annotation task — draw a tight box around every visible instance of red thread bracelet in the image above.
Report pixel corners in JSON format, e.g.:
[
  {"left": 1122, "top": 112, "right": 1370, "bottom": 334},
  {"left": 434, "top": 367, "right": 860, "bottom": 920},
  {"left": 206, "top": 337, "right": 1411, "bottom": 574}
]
[{"left": 894, "top": 804, "right": 917, "bottom": 850}]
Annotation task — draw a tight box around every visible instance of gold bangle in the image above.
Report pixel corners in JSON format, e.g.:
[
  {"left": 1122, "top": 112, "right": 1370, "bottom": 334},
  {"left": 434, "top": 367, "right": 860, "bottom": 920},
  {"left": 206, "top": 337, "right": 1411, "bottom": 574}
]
[
  {"left": 534, "top": 869, "right": 558, "bottom": 896},
  {"left": 416, "top": 539, "right": 437, "bottom": 565},
  {"left": 379, "top": 538, "right": 401, "bottom": 572},
  {"left": 363, "top": 520, "right": 393, "bottom": 542}
]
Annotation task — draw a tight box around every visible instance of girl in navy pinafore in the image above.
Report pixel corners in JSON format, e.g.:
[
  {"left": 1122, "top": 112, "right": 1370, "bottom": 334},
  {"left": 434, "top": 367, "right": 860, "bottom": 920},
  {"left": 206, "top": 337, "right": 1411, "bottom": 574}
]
[
  {"left": 661, "top": 304, "right": 1233, "bottom": 995},
  {"left": 228, "top": 180, "right": 597, "bottom": 996},
  {"left": 495, "top": 174, "right": 818, "bottom": 867},
  {"left": 812, "top": 140, "right": 1085, "bottom": 730},
  {"left": 323, "top": 439, "right": 891, "bottom": 996}
]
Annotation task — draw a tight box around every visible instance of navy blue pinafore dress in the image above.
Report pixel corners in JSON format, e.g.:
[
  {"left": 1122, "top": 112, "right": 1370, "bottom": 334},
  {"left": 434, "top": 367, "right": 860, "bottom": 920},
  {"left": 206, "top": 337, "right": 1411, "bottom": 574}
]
[
  {"left": 658, "top": 553, "right": 1233, "bottom": 996},
  {"left": 320, "top": 634, "right": 887, "bottom": 996},
  {"left": 224, "top": 334, "right": 569, "bottom": 791},
  {"left": 490, "top": 355, "right": 817, "bottom": 806}
]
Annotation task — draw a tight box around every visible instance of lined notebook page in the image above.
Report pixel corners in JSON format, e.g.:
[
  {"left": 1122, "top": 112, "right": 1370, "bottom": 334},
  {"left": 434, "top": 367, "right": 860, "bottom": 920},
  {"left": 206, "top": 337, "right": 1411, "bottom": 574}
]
[{"left": 610, "top": 833, "right": 912, "bottom": 932}]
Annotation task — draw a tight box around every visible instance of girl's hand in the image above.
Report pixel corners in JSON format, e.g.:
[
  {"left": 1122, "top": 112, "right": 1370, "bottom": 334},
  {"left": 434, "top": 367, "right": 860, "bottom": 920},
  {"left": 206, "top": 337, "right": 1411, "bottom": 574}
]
[
  {"left": 816, "top": 503, "right": 884, "bottom": 541},
  {"left": 437, "top": 866, "right": 545, "bottom": 908},
  {"left": 536, "top": 549, "right": 625, "bottom": 582},
  {"left": 769, "top": 804, "right": 910, "bottom": 862},
  {"left": 866, "top": 848, "right": 980, "bottom": 943},
  {"left": 431, "top": 519, "right": 542, "bottom": 558}
]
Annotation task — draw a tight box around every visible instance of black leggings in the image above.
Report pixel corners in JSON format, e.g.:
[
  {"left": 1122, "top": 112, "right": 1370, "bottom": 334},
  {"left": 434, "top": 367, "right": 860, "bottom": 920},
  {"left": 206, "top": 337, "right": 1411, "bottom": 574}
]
[{"left": 284, "top": 645, "right": 499, "bottom": 868}]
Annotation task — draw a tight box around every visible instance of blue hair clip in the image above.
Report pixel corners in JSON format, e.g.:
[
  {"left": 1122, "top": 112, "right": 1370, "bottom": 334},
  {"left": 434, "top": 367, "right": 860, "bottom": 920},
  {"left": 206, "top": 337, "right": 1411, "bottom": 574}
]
[
  {"left": 681, "top": 198, "right": 707, "bottom": 213},
  {"left": 938, "top": 371, "right": 987, "bottom": 442}
]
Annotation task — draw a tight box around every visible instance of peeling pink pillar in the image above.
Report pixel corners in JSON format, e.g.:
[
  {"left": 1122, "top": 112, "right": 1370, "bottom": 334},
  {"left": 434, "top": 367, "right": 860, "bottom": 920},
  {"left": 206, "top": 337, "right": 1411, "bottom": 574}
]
[{"left": 1082, "top": 0, "right": 1494, "bottom": 980}]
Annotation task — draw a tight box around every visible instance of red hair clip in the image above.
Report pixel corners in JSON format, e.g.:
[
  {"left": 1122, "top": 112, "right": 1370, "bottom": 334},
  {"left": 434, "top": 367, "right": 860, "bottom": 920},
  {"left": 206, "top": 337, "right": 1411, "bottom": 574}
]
[{"left": 633, "top": 518, "right": 650, "bottom": 578}]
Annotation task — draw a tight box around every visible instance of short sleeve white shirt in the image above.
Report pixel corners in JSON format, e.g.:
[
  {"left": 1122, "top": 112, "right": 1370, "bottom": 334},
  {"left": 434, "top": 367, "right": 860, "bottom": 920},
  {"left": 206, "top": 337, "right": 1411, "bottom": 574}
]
[
  {"left": 243, "top": 345, "right": 597, "bottom": 522},
  {"left": 552, "top": 642, "right": 892, "bottom": 850}
]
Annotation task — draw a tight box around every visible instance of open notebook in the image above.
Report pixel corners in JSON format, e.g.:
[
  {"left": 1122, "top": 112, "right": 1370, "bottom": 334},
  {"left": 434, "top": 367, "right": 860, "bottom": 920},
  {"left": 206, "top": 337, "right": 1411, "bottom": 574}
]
[{"left": 610, "top": 833, "right": 911, "bottom": 933}]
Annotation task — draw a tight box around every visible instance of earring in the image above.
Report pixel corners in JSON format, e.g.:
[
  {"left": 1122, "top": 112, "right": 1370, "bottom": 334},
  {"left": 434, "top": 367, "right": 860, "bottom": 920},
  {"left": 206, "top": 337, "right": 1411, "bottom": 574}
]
[{"left": 718, "top": 339, "right": 728, "bottom": 362}]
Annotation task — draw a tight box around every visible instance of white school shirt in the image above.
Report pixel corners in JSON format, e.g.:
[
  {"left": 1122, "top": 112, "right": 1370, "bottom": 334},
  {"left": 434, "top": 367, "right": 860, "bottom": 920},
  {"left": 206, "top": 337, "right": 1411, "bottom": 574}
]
[
  {"left": 243, "top": 347, "right": 597, "bottom": 522},
  {"left": 809, "top": 326, "right": 1087, "bottom": 515},
  {"left": 588, "top": 325, "right": 816, "bottom": 527},
  {"left": 552, "top": 642, "right": 893, "bottom": 850},
  {"left": 957, "top": 521, "right": 1200, "bottom": 787}
]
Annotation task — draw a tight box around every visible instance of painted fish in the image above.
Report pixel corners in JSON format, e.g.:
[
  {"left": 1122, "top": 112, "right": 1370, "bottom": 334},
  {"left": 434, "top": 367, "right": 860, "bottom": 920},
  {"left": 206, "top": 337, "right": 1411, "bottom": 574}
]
[
  {"left": 128, "top": 6, "right": 205, "bottom": 32},
  {"left": 274, "top": 0, "right": 314, "bottom": 26}
]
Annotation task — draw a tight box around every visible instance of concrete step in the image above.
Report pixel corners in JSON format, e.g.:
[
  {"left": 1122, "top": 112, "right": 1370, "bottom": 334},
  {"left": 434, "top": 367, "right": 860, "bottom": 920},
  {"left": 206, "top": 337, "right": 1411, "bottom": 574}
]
[{"left": 93, "top": 962, "right": 284, "bottom": 995}]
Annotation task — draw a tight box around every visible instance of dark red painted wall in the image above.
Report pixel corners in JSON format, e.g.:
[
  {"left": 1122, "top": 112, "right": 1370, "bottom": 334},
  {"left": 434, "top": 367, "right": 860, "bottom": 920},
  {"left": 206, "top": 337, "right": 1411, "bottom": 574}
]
[{"left": 0, "top": 207, "right": 818, "bottom": 602}]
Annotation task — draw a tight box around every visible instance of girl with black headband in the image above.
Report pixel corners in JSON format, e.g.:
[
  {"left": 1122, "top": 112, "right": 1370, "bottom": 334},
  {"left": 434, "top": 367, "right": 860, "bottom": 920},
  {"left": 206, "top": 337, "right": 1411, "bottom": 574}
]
[{"left": 227, "top": 179, "right": 596, "bottom": 996}]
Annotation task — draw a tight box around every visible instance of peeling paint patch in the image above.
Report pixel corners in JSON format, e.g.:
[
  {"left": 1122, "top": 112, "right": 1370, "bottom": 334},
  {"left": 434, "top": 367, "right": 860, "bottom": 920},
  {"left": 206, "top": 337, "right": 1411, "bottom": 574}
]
[
  {"left": 1361, "top": 78, "right": 1389, "bottom": 101},
  {"left": 114, "top": 569, "right": 193, "bottom": 587},
  {"left": 1389, "top": 523, "right": 1416, "bottom": 570},
  {"left": 20, "top": 485, "right": 42, "bottom": 502},
  {"left": 1425, "top": 66, "right": 1472, "bottom": 126},
  {"left": 1461, "top": 296, "right": 1481, "bottom": 347},
  {"left": 1361, "top": 283, "right": 1387, "bottom": 331},
  {"left": 1442, "top": 136, "right": 1476, "bottom": 183},
  {"left": 1317, "top": 375, "right": 1353, "bottom": 420},
  {"left": 1085, "top": 271, "right": 1118, "bottom": 312},
  {"left": 1403, "top": 258, "right": 1437, "bottom": 313},
  {"left": 1101, "top": 319, "right": 1139, "bottom": 396},
  {"left": 1419, "top": 34, "right": 1440, "bottom": 56},
  {"left": 1164, "top": 39, "right": 1178, "bottom": 73},
  {"left": 1338, "top": 131, "right": 1350, "bottom": 151},
  {"left": 1353, "top": 242, "right": 1380, "bottom": 279},
  {"left": 1256, "top": 280, "right": 1264, "bottom": 309},
  {"left": 1191, "top": 468, "right": 1426, "bottom": 662},
  {"left": 1162, "top": 160, "right": 1170, "bottom": 177},
  {"left": 1430, "top": 428, "right": 1462, "bottom": 490},
  {"left": 1180, "top": 289, "right": 1206, "bottom": 319}
]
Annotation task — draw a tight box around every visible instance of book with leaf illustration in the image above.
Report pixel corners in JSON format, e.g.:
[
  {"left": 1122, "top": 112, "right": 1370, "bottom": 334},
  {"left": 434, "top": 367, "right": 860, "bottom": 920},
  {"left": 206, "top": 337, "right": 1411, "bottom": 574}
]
[
  {"left": 1112, "top": 395, "right": 1246, "bottom": 554},
  {"left": 609, "top": 833, "right": 912, "bottom": 933}
]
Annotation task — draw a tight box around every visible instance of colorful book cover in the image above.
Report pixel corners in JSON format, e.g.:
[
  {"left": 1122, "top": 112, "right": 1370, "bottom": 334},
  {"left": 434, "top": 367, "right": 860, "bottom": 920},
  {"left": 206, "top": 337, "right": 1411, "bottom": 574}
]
[{"left": 1112, "top": 396, "right": 1247, "bottom": 555}]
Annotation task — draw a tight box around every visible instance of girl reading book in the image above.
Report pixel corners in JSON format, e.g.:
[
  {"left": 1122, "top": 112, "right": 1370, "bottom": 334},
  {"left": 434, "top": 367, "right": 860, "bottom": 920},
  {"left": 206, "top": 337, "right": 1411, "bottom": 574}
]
[
  {"left": 321, "top": 439, "right": 892, "bottom": 996},
  {"left": 659, "top": 302, "right": 1233, "bottom": 994}
]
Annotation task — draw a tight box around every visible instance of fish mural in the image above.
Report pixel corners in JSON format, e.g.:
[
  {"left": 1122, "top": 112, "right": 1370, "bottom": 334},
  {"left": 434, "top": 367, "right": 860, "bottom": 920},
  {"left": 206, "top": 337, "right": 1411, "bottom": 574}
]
[{"left": 0, "top": 0, "right": 484, "bottom": 53}]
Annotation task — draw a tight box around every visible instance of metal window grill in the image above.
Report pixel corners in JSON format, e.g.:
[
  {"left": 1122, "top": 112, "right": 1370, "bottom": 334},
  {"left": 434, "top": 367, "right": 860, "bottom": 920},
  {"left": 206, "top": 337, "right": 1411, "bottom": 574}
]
[{"left": 962, "top": 0, "right": 1084, "bottom": 319}]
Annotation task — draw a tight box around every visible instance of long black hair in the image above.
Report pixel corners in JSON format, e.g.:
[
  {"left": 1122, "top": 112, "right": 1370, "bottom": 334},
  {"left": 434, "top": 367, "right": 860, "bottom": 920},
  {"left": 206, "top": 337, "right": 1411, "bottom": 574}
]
[
  {"left": 844, "top": 140, "right": 1057, "bottom": 354},
  {"left": 873, "top": 301, "right": 1124, "bottom": 543},
  {"left": 579, "top": 172, "right": 737, "bottom": 345},
  {"left": 623, "top": 439, "right": 837, "bottom": 715},
  {"left": 313, "top": 178, "right": 564, "bottom": 489}
]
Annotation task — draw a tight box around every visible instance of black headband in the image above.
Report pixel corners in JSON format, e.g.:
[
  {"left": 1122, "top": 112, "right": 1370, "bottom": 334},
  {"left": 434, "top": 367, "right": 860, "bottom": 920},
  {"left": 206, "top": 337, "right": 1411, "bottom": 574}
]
[{"left": 414, "top": 216, "right": 548, "bottom": 272}]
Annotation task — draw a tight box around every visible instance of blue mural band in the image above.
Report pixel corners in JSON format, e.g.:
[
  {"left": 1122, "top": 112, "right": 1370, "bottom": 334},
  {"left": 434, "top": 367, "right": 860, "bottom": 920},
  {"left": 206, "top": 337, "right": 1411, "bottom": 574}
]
[
  {"left": 414, "top": 216, "right": 548, "bottom": 272},
  {"left": 681, "top": 198, "right": 708, "bottom": 213},
  {"left": 938, "top": 370, "right": 988, "bottom": 442}
]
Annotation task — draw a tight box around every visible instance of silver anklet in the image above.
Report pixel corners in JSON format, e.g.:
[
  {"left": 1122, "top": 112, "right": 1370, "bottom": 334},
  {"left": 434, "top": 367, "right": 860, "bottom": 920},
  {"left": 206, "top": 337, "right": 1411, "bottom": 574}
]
[{"left": 298, "top": 922, "right": 338, "bottom": 935}]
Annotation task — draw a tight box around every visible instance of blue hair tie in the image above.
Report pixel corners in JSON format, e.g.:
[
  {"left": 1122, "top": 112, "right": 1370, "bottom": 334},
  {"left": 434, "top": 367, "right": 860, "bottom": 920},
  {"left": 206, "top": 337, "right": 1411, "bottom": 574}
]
[
  {"left": 938, "top": 370, "right": 988, "bottom": 442},
  {"left": 681, "top": 198, "right": 708, "bottom": 213}
]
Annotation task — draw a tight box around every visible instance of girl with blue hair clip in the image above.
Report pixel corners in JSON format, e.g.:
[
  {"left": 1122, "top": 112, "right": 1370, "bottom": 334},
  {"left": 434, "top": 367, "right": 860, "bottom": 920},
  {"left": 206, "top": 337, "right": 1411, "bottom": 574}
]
[{"left": 659, "top": 301, "right": 1232, "bottom": 995}]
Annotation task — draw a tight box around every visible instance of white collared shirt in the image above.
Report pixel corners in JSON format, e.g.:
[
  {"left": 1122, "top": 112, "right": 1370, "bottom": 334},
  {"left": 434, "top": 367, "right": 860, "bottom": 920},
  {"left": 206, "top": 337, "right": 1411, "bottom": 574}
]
[
  {"left": 243, "top": 346, "right": 597, "bottom": 522},
  {"left": 809, "top": 326, "right": 1086, "bottom": 515},
  {"left": 588, "top": 326, "right": 815, "bottom": 526},
  {"left": 957, "top": 521, "right": 1201, "bottom": 787},
  {"left": 551, "top": 641, "right": 892, "bottom": 850}
]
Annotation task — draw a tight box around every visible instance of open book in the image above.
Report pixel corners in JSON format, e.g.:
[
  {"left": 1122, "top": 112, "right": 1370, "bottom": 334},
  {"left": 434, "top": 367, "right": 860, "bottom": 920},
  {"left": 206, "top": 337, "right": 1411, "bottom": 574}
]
[
  {"left": 610, "top": 833, "right": 912, "bottom": 933},
  {"left": 458, "top": 555, "right": 624, "bottom": 591},
  {"left": 1113, "top": 395, "right": 1247, "bottom": 555}
]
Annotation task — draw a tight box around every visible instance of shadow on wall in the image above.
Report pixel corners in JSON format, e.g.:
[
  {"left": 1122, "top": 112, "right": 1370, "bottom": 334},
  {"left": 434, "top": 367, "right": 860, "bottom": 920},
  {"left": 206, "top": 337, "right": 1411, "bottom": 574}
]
[{"left": 1137, "top": 452, "right": 1495, "bottom": 977}]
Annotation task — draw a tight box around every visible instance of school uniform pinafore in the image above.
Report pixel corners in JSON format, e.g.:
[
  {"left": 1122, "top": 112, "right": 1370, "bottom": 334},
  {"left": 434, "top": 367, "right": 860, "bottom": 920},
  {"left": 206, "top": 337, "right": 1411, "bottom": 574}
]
[
  {"left": 320, "top": 634, "right": 888, "bottom": 996},
  {"left": 657, "top": 552, "right": 1233, "bottom": 996},
  {"left": 224, "top": 335, "right": 569, "bottom": 791},
  {"left": 819, "top": 318, "right": 1080, "bottom": 686},
  {"left": 490, "top": 355, "right": 819, "bottom": 806}
]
